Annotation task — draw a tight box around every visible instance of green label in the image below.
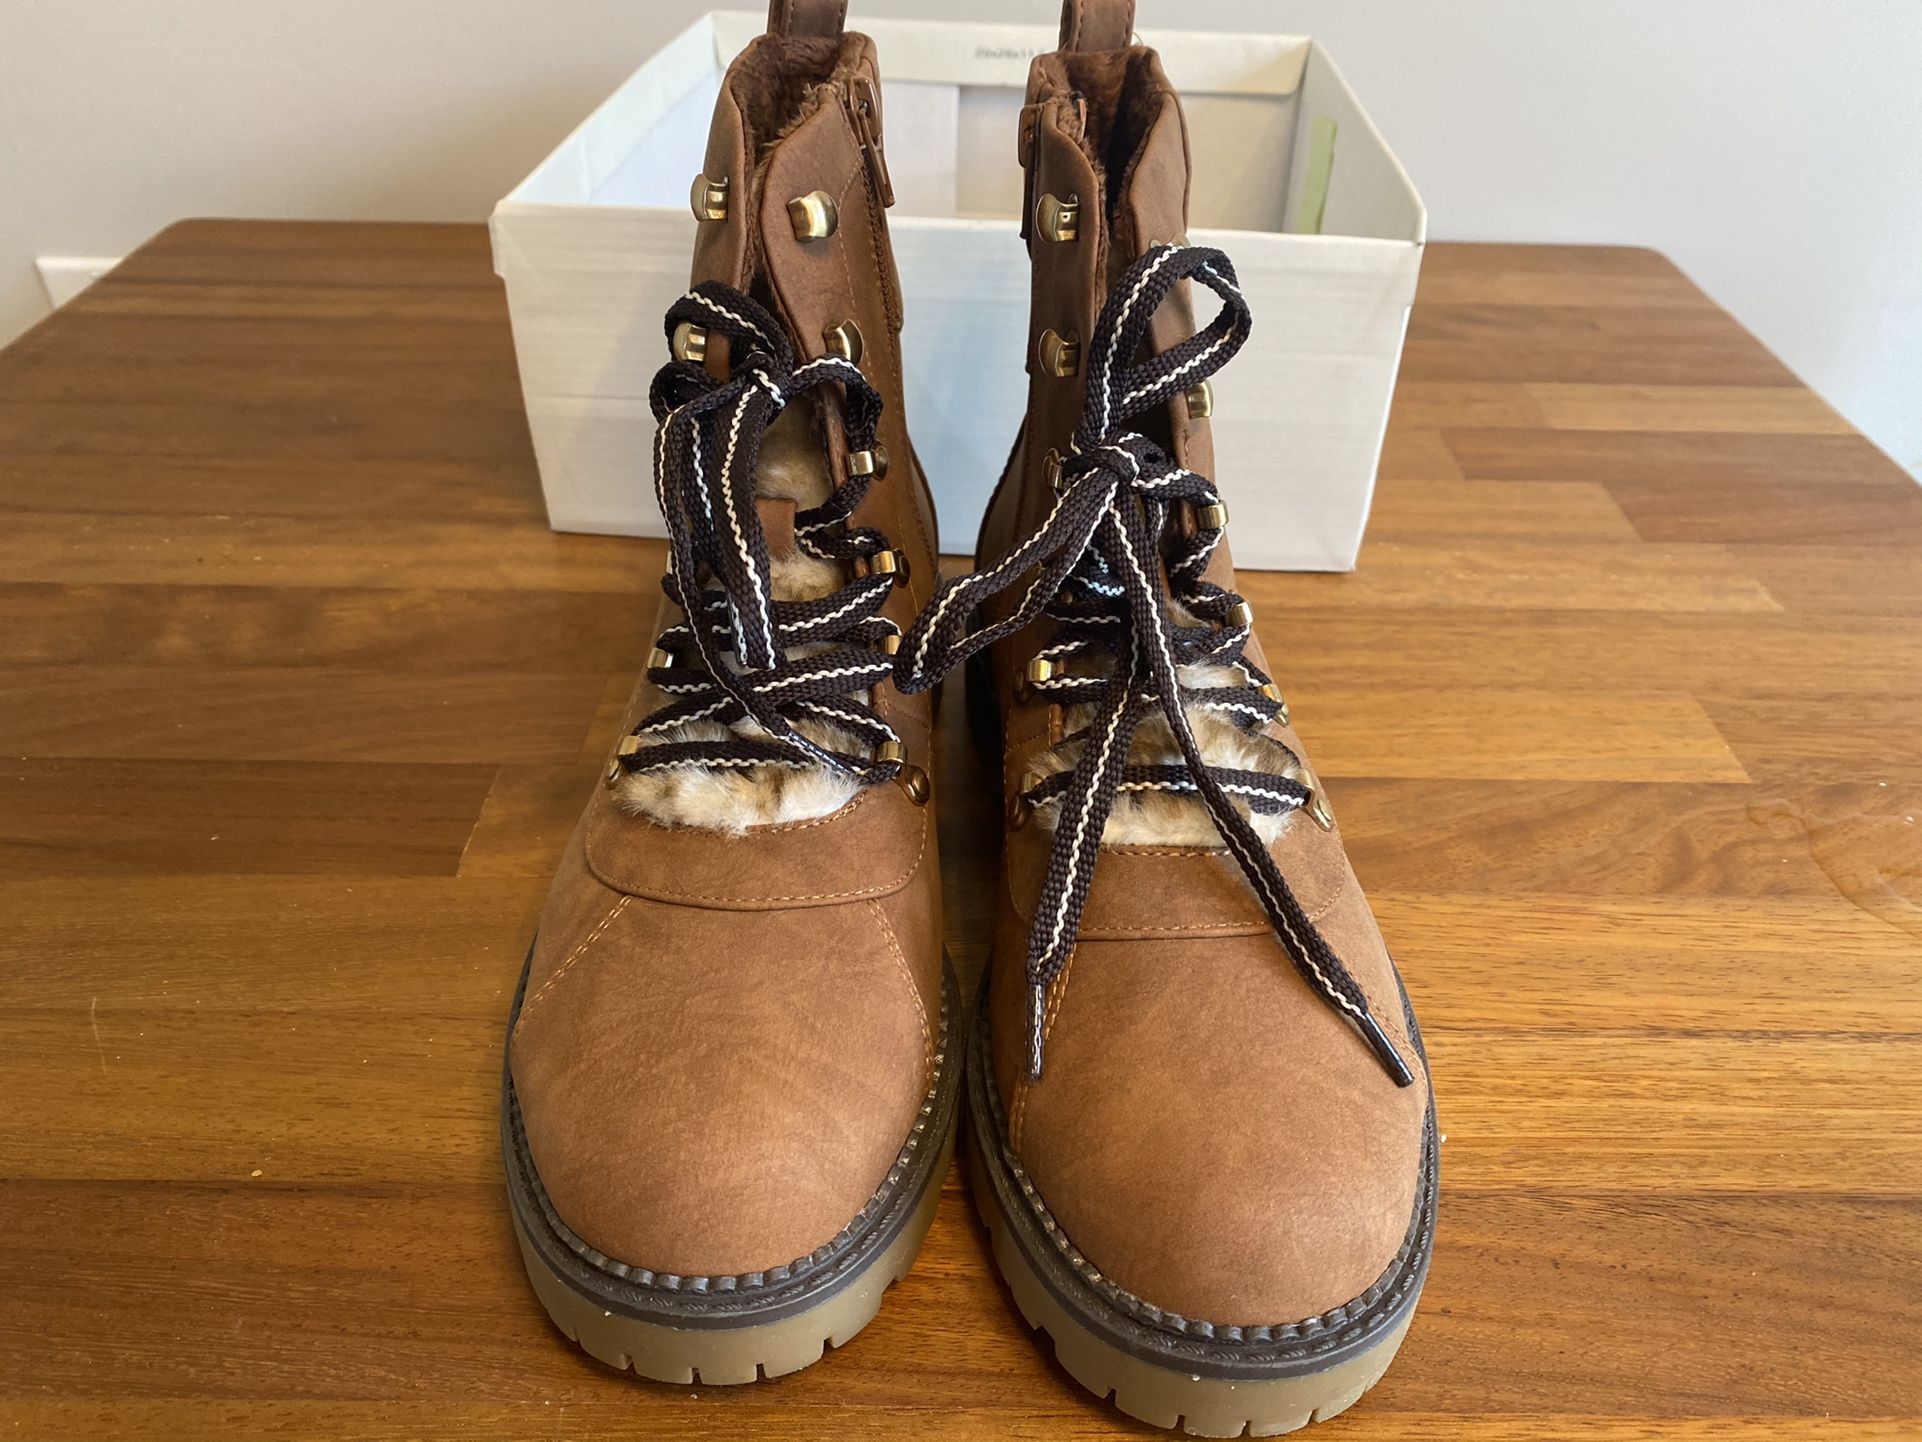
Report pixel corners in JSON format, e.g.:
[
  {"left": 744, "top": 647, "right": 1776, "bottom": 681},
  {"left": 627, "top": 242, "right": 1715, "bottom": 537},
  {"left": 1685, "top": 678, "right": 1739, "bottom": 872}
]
[{"left": 1291, "top": 114, "right": 1339, "bottom": 236}]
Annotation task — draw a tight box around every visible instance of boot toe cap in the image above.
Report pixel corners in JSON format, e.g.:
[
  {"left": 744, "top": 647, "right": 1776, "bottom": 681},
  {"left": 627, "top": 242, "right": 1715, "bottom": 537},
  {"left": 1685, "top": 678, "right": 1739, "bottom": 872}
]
[
  {"left": 510, "top": 888, "right": 934, "bottom": 1280},
  {"left": 1010, "top": 933, "right": 1430, "bottom": 1329}
]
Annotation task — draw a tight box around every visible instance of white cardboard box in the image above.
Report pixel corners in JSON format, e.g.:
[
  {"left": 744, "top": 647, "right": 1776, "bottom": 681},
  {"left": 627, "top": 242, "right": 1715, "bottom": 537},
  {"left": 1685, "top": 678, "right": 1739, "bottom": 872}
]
[{"left": 490, "top": 11, "right": 1424, "bottom": 570}]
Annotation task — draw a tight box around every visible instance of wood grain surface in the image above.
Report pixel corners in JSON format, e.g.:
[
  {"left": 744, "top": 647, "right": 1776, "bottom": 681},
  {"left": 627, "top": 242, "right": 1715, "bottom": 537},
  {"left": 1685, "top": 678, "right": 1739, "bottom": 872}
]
[{"left": 1, "top": 221, "right": 1917, "bottom": 1440}]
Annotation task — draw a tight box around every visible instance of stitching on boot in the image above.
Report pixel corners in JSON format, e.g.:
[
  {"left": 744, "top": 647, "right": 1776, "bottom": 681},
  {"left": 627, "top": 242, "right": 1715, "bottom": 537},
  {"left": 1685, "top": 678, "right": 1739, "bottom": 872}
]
[
  {"left": 866, "top": 897, "right": 932, "bottom": 1068},
  {"left": 518, "top": 897, "right": 631, "bottom": 1024},
  {"left": 1012, "top": 944, "right": 1083, "bottom": 1153},
  {"left": 1040, "top": 944, "right": 1079, "bottom": 1056},
  {"left": 593, "top": 807, "right": 927, "bottom": 905}
]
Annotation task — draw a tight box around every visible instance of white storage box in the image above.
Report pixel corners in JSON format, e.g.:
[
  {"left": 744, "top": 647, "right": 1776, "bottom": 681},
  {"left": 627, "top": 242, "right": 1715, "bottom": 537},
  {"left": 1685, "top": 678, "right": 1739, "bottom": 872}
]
[{"left": 491, "top": 11, "right": 1424, "bottom": 570}]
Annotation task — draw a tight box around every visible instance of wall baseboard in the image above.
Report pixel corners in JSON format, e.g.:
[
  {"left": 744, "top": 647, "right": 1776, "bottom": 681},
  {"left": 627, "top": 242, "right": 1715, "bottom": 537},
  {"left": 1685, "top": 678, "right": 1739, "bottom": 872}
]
[{"left": 36, "top": 255, "right": 124, "bottom": 309}]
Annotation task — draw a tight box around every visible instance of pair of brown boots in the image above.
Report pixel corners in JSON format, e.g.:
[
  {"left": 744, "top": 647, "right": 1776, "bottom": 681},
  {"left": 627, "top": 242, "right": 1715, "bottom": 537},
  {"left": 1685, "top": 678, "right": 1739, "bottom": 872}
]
[{"left": 500, "top": 1, "right": 1435, "bottom": 1435}]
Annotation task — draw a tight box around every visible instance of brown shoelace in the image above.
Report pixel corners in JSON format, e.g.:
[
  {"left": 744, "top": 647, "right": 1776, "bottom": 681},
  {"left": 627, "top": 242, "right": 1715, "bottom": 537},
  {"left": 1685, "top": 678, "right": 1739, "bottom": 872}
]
[
  {"left": 613, "top": 284, "right": 908, "bottom": 788},
  {"left": 895, "top": 245, "right": 1413, "bottom": 1088}
]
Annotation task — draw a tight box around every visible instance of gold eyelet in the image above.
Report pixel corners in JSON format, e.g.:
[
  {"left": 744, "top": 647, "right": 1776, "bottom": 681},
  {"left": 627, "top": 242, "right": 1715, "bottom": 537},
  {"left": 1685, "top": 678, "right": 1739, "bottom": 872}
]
[
  {"left": 874, "top": 739, "right": 905, "bottom": 766},
  {"left": 1301, "top": 768, "right": 1336, "bottom": 831},
  {"left": 671, "top": 322, "right": 708, "bottom": 363},
  {"left": 647, "top": 647, "right": 674, "bottom": 671},
  {"left": 1195, "top": 501, "right": 1228, "bottom": 530},
  {"left": 1035, "top": 192, "right": 1080, "bottom": 242},
  {"left": 857, "top": 549, "right": 910, "bottom": 587},
  {"left": 1042, "top": 447, "right": 1065, "bottom": 489},
  {"left": 787, "top": 190, "right": 838, "bottom": 240},
  {"left": 1008, "top": 769, "right": 1044, "bottom": 831},
  {"left": 847, "top": 445, "right": 889, "bottom": 480},
  {"left": 606, "top": 734, "right": 645, "bottom": 786},
  {"left": 896, "top": 763, "right": 931, "bottom": 805},
  {"left": 879, "top": 632, "right": 902, "bottom": 656},
  {"left": 825, "top": 320, "right": 864, "bottom": 364},
  {"left": 1185, "top": 380, "right": 1214, "bottom": 419},
  {"left": 1037, "top": 329, "right": 1081, "bottom": 378},
  {"left": 1227, "top": 600, "right": 1255, "bottom": 629},
  {"left": 690, "top": 173, "right": 729, "bottom": 222}
]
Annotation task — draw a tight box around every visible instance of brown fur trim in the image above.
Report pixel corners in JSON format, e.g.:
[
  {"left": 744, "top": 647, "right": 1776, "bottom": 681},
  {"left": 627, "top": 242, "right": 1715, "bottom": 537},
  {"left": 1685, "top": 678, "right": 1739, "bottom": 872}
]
[
  {"left": 1034, "top": 45, "right": 1180, "bottom": 246},
  {"left": 1027, "top": 664, "right": 1301, "bottom": 848},
  {"left": 623, "top": 392, "right": 862, "bottom": 832}
]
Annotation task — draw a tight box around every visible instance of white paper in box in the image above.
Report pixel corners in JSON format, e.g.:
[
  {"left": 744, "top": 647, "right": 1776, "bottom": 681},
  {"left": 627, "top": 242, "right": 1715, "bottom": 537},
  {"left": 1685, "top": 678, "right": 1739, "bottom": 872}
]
[{"left": 491, "top": 12, "right": 1424, "bottom": 570}]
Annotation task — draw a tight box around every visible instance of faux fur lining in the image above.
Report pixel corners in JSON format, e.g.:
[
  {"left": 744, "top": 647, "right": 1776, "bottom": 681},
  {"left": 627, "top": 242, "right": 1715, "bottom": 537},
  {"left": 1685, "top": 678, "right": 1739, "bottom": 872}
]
[
  {"left": 1040, "top": 46, "right": 1178, "bottom": 237},
  {"left": 617, "top": 397, "right": 868, "bottom": 835},
  {"left": 1028, "top": 664, "right": 1301, "bottom": 848},
  {"left": 725, "top": 32, "right": 855, "bottom": 157},
  {"left": 616, "top": 712, "right": 866, "bottom": 837}
]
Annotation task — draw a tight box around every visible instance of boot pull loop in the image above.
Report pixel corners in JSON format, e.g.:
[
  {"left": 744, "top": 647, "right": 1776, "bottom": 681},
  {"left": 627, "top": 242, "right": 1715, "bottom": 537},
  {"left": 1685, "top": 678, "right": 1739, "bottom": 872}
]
[
  {"left": 767, "top": 0, "right": 846, "bottom": 40},
  {"left": 1058, "top": 0, "right": 1135, "bottom": 52}
]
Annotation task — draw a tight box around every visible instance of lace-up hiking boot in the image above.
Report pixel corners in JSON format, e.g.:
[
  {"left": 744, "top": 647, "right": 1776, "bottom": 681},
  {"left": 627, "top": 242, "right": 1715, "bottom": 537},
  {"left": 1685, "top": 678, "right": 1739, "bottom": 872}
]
[
  {"left": 502, "top": 0, "right": 957, "bottom": 1385},
  {"left": 892, "top": 2, "right": 1434, "bottom": 1432}
]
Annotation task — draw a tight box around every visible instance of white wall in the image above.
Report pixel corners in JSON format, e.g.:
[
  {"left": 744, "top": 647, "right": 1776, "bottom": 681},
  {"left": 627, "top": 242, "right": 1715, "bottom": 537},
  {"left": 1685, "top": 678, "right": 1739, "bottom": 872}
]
[{"left": 3, "top": 0, "right": 1918, "bottom": 476}]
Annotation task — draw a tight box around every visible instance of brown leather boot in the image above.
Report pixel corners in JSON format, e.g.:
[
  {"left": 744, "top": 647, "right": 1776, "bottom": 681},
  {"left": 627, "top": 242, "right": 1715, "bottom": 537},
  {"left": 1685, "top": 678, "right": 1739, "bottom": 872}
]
[
  {"left": 502, "top": 0, "right": 956, "bottom": 1385},
  {"left": 893, "top": 2, "right": 1434, "bottom": 1432}
]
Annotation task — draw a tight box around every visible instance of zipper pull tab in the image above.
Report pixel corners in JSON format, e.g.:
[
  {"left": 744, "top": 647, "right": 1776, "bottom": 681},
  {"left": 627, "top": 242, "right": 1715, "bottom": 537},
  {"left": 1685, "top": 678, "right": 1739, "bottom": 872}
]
[{"left": 847, "top": 76, "right": 895, "bottom": 208}]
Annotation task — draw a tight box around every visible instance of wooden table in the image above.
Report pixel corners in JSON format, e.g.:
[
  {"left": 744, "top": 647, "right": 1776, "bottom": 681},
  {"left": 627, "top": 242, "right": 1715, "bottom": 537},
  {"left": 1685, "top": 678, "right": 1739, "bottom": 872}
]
[{"left": 2, "top": 221, "right": 1918, "bottom": 1440}]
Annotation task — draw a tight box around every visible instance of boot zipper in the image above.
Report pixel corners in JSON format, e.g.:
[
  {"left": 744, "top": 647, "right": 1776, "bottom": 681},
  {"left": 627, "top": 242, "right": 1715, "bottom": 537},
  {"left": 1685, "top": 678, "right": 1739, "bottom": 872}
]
[
  {"left": 842, "top": 74, "right": 903, "bottom": 333},
  {"left": 845, "top": 76, "right": 895, "bottom": 208}
]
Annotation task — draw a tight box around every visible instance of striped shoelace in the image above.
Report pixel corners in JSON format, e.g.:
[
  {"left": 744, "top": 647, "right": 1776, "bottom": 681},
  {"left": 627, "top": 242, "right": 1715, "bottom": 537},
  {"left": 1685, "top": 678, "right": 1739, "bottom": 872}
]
[
  {"left": 611, "top": 284, "right": 908, "bottom": 789},
  {"left": 895, "top": 244, "right": 1413, "bottom": 1088}
]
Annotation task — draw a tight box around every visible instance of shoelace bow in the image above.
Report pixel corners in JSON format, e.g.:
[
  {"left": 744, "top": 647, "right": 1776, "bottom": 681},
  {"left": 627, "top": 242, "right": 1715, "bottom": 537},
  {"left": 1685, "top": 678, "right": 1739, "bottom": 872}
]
[
  {"left": 895, "top": 244, "right": 1414, "bottom": 1088},
  {"left": 613, "top": 284, "right": 907, "bottom": 788}
]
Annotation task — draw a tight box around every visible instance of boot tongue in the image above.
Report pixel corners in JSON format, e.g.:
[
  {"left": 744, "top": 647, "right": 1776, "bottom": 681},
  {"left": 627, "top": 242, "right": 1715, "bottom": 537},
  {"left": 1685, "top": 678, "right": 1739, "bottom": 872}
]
[{"left": 756, "top": 495, "right": 799, "bottom": 561}]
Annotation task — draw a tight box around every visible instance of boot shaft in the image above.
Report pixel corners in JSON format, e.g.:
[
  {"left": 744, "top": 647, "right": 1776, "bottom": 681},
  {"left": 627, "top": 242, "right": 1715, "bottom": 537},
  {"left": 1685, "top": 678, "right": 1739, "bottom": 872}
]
[
  {"left": 687, "top": 0, "right": 937, "bottom": 608},
  {"left": 980, "top": 0, "right": 1234, "bottom": 578}
]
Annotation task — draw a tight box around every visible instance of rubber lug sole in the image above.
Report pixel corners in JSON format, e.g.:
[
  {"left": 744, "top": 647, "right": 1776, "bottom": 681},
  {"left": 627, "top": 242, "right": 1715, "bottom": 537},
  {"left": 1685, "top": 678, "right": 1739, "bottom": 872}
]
[
  {"left": 513, "top": 1123, "right": 952, "bottom": 1384},
  {"left": 965, "top": 991, "right": 1434, "bottom": 1437}
]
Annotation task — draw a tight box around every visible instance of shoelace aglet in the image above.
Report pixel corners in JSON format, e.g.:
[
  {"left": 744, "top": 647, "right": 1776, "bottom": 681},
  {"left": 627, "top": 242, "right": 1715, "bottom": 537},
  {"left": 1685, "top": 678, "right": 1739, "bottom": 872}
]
[{"left": 1355, "top": 1011, "right": 1417, "bottom": 1089}]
